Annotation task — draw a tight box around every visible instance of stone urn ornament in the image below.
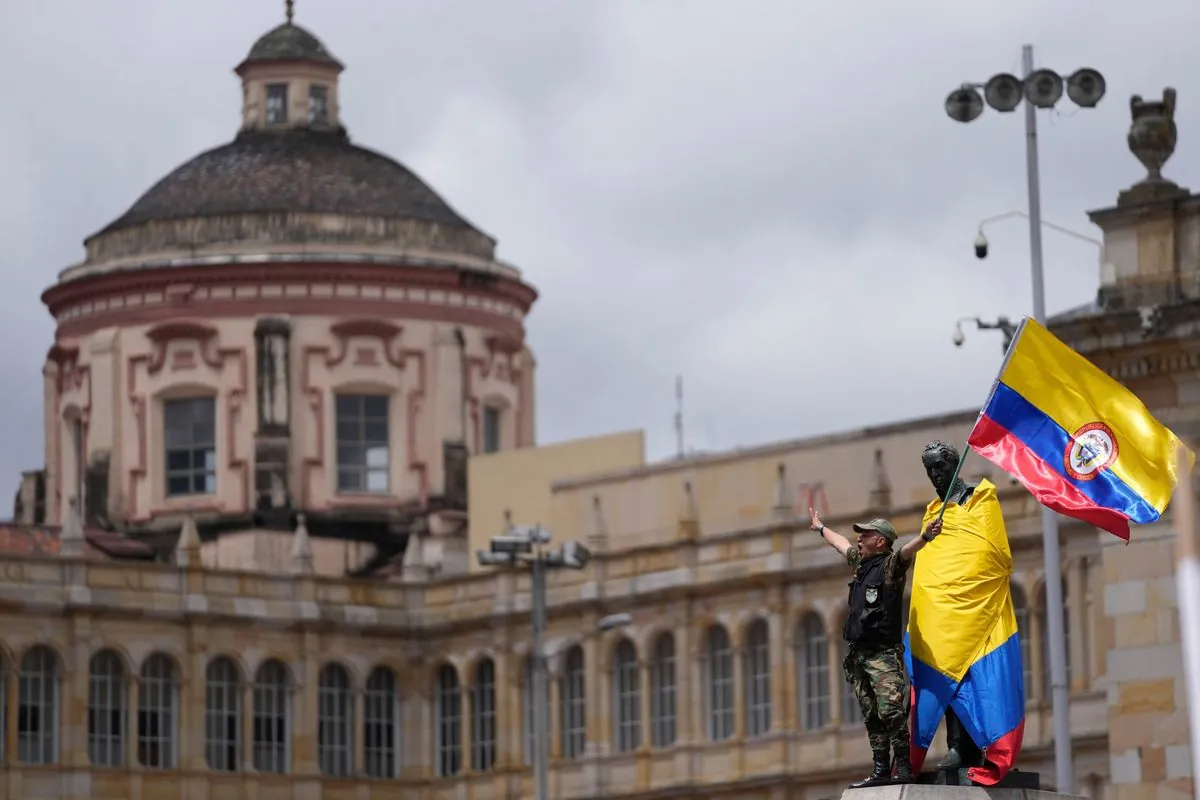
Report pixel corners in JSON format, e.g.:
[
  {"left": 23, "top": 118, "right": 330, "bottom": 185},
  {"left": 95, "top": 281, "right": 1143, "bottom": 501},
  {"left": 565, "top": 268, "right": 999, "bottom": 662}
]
[{"left": 1120, "top": 87, "right": 1187, "bottom": 205}]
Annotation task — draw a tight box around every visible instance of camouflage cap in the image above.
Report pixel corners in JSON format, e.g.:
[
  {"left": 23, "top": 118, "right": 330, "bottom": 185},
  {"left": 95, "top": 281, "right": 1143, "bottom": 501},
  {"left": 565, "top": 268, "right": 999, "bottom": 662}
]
[{"left": 852, "top": 517, "right": 897, "bottom": 543}]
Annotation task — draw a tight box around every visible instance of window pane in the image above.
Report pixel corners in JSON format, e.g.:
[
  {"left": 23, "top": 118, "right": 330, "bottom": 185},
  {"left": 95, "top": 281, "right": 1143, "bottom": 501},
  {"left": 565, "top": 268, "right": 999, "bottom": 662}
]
[
  {"left": 365, "top": 446, "right": 388, "bottom": 468},
  {"left": 363, "top": 396, "right": 388, "bottom": 417},
  {"left": 266, "top": 84, "right": 288, "bottom": 124},
  {"left": 335, "top": 395, "right": 389, "bottom": 494},
  {"left": 308, "top": 85, "right": 328, "bottom": 124},
  {"left": 337, "top": 445, "right": 363, "bottom": 467},
  {"left": 482, "top": 407, "right": 501, "bottom": 453},
  {"left": 365, "top": 470, "right": 388, "bottom": 493},
  {"left": 335, "top": 420, "right": 359, "bottom": 442},
  {"left": 337, "top": 470, "right": 361, "bottom": 492},
  {"left": 364, "top": 421, "right": 388, "bottom": 443},
  {"left": 164, "top": 399, "right": 217, "bottom": 497},
  {"left": 335, "top": 395, "right": 359, "bottom": 417}
]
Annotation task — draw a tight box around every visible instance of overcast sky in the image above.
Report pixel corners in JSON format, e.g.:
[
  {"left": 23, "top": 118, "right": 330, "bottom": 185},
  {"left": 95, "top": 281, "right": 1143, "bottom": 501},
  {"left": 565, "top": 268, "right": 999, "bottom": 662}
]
[{"left": 2, "top": 0, "right": 1199, "bottom": 488}]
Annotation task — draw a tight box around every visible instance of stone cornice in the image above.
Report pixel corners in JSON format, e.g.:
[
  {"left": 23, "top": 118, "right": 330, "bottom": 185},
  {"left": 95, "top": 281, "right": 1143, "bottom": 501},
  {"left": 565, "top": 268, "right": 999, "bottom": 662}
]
[
  {"left": 1087, "top": 190, "right": 1200, "bottom": 229},
  {"left": 41, "top": 259, "right": 538, "bottom": 339}
]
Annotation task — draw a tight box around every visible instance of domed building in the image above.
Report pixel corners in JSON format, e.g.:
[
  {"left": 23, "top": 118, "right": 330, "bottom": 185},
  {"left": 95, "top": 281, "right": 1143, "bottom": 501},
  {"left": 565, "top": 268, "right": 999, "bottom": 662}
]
[{"left": 27, "top": 7, "right": 537, "bottom": 577}]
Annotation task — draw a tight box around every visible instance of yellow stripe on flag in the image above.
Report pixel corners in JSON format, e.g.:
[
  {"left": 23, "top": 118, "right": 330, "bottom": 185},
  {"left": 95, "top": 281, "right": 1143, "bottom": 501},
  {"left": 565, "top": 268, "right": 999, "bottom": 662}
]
[{"left": 1000, "top": 318, "right": 1190, "bottom": 514}]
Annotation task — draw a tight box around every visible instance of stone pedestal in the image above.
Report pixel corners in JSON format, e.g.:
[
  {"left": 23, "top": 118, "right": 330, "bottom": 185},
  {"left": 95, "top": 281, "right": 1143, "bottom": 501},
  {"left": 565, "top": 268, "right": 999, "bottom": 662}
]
[
  {"left": 843, "top": 786, "right": 1081, "bottom": 800},
  {"left": 917, "top": 769, "right": 1039, "bottom": 789}
]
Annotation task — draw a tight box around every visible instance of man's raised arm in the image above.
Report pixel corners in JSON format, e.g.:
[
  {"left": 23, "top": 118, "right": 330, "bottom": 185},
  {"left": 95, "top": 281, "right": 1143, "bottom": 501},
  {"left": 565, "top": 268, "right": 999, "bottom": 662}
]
[
  {"left": 899, "top": 519, "right": 942, "bottom": 561},
  {"left": 809, "top": 507, "right": 852, "bottom": 556}
]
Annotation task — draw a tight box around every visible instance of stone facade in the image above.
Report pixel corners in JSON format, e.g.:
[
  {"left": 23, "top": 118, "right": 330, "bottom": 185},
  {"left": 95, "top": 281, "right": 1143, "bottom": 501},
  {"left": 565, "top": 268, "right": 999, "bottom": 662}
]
[{"left": 0, "top": 462, "right": 1113, "bottom": 800}]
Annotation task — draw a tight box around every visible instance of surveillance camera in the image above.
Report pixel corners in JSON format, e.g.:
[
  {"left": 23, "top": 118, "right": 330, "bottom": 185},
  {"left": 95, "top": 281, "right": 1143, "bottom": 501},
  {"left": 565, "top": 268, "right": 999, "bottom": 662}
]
[
  {"left": 974, "top": 232, "right": 988, "bottom": 260},
  {"left": 952, "top": 326, "right": 965, "bottom": 347}
]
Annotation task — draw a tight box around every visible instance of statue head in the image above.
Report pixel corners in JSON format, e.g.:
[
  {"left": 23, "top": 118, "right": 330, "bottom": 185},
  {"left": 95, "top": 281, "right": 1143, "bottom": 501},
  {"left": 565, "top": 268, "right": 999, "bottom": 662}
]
[{"left": 921, "top": 440, "right": 961, "bottom": 501}]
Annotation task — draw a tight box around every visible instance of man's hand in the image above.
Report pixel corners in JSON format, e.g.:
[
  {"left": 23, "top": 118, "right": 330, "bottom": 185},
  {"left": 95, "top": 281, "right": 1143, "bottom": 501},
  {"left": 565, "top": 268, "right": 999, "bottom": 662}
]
[
  {"left": 901, "top": 518, "right": 942, "bottom": 561},
  {"left": 809, "top": 507, "right": 823, "bottom": 531},
  {"left": 810, "top": 507, "right": 851, "bottom": 557}
]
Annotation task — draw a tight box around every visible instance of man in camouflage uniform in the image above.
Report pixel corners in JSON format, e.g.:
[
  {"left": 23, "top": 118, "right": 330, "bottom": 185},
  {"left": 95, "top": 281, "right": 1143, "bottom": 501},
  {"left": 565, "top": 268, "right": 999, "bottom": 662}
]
[{"left": 809, "top": 507, "right": 942, "bottom": 787}]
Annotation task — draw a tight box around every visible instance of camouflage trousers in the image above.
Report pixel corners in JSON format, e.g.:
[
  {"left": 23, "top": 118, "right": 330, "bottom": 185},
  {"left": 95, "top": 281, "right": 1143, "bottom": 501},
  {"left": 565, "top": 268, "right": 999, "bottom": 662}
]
[{"left": 843, "top": 643, "right": 911, "bottom": 753}]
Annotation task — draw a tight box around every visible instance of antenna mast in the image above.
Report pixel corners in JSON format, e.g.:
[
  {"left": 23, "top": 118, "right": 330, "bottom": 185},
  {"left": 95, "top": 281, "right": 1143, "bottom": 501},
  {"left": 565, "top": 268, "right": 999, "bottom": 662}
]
[{"left": 674, "top": 375, "right": 684, "bottom": 458}]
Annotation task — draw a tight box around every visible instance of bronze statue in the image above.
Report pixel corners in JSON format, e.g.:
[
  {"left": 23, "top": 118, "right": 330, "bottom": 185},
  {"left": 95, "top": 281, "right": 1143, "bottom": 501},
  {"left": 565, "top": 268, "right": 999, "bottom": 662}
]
[{"left": 919, "top": 440, "right": 984, "bottom": 771}]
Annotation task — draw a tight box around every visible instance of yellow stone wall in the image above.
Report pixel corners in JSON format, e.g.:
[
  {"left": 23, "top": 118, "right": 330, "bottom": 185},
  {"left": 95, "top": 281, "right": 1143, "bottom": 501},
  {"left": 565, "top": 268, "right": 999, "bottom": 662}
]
[{"left": 0, "top": 490, "right": 1114, "bottom": 800}]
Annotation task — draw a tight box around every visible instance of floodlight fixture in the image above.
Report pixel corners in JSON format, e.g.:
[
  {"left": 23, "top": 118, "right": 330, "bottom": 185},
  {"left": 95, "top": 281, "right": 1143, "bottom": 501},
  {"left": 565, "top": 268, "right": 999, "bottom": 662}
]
[
  {"left": 1066, "top": 68, "right": 1105, "bottom": 108},
  {"left": 1024, "top": 69, "right": 1064, "bottom": 108},
  {"left": 945, "top": 85, "right": 984, "bottom": 123},
  {"left": 984, "top": 73, "right": 1023, "bottom": 112}
]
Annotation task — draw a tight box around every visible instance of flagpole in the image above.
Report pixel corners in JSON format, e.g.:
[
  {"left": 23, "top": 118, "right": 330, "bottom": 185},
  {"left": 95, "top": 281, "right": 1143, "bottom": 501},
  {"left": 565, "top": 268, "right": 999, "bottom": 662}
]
[{"left": 1172, "top": 445, "right": 1200, "bottom": 791}]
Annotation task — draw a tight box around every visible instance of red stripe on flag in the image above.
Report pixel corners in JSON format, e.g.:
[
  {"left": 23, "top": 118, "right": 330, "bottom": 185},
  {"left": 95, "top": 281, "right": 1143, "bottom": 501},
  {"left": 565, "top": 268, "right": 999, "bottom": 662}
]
[
  {"left": 967, "top": 719, "right": 1025, "bottom": 786},
  {"left": 968, "top": 415, "right": 1132, "bottom": 539}
]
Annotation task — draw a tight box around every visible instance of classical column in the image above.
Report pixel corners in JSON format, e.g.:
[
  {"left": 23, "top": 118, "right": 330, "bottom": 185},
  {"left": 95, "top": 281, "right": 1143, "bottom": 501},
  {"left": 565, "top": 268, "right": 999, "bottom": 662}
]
[
  {"left": 770, "top": 605, "right": 791, "bottom": 732},
  {"left": 1068, "top": 560, "right": 1087, "bottom": 691}
]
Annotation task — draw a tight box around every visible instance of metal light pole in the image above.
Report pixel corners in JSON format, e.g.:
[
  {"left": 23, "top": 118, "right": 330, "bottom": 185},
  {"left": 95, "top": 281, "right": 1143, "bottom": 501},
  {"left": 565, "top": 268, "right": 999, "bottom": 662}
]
[
  {"left": 478, "top": 525, "right": 627, "bottom": 800},
  {"left": 946, "top": 46, "right": 1107, "bottom": 795}
]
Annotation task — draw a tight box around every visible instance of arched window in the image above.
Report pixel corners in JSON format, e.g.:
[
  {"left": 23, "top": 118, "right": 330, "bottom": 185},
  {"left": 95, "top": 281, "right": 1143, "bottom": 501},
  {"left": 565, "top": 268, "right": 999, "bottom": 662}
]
[
  {"left": 649, "top": 633, "right": 677, "bottom": 748},
  {"left": 138, "top": 653, "right": 178, "bottom": 769},
  {"left": 612, "top": 639, "right": 641, "bottom": 752},
  {"left": 1038, "top": 578, "right": 1072, "bottom": 697},
  {"left": 18, "top": 646, "right": 59, "bottom": 764},
  {"left": 363, "top": 666, "right": 399, "bottom": 779},
  {"left": 744, "top": 619, "right": 771, "bottom": 736},
  {"left": 560, "top": 645, "right": 586, "bottom": 759},
  {"left": 435, "top": 664, "right": 462, "bottom": 777},
  {"left": 318, "top": 663, "right": 353, "bottom": 776},
  {"left": 702, "top": 624, "right": 734, "bottom": 741},
  {"left": 1011, "top": 582, "right": 1032, "bottom": 699},
  {"left": 796, "top": 613, "right": 830, "bottom": 730},
  {"left": 471, "top": 658, "right": 497, "bottom": 772},
  {"left": 204, "top": 656, "right": 240, "bottom": 771},
  {"left": 88, "top": 650, "right": 127, "bottom": 766},
  {"left": 252, "top": 660, "right": 291, "bottom": 773}
]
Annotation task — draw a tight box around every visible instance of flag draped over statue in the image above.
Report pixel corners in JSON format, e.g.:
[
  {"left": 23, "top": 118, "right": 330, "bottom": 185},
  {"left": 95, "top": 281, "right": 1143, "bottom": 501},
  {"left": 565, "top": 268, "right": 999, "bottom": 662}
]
[{"left": 903, "top": 478, "right": 1024, "bottom": 785}]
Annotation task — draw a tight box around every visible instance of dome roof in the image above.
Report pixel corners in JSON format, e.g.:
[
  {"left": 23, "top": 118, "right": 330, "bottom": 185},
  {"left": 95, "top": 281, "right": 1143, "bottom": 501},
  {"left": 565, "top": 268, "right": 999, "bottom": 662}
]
[
  {"left": 239, "top": 22, "right": 342, "bottom": 69},
  {"left": 94, "top": 129, "right": 483, "bottom": 237}
]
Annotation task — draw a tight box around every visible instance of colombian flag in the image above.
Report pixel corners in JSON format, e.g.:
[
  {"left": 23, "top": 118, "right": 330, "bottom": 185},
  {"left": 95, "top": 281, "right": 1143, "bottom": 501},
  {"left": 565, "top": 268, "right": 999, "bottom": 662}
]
[
  {"left": 966, "top": 316, "right": 1191, "bottom": 540},
  {"left": 904, "top": 479, "right": 1024, "bottom": 785}
]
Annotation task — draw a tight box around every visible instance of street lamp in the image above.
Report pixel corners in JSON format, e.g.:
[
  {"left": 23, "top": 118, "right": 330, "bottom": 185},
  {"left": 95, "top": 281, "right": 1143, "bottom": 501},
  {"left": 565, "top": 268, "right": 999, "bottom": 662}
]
[
  {"left": 945, "top": 47, "right": 1104, "bottom": 795},
  {"left": 477, "top": 525, "right": 624, "bottom": 800}
]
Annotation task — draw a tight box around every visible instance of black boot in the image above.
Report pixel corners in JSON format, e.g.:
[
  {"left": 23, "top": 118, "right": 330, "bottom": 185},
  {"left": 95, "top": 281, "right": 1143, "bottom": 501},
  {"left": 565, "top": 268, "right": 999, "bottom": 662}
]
[
  {"left": 892, "top": 744, "right": 914, "bottom": 784},
  {"left": 849, "top": 749, "right": 893, "bottom": 789},
  {"left": 935, "top": 746, "right": 962, "bottom": 771},
  {"left": 939, "top": 709, "right": 982, "bottom": 770}
]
